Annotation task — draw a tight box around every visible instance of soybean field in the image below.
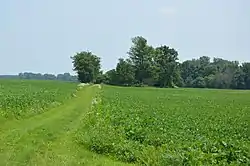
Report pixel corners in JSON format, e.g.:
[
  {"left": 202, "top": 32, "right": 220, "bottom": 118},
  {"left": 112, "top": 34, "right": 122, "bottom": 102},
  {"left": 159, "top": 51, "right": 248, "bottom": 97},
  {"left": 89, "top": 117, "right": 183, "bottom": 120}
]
[
  {"left": 0, "top": 79, "right": 77, "bottom": 120},
  {"left": 83, "top": 86, "right": 250, "bottom": 165},
  {"left": 0, "top": 79, "right": 249, "bottom": 165}
]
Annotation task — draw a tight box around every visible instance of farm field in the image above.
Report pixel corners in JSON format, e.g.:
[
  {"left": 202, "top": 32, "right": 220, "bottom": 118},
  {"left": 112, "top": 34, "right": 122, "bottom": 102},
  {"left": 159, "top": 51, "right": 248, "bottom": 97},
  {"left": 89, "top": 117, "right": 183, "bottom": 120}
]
[
  {"left": 83, "top": 86, "right": 250, "bottom": 165},
  {"left": 0, "top": 79, "right": 77, "bottom": 120},
  {"left": 0, "top": 80, "right": 131, "bottom": 166},
  {"left": 0, "top": 79, "right": 249, "bottom": 165}
]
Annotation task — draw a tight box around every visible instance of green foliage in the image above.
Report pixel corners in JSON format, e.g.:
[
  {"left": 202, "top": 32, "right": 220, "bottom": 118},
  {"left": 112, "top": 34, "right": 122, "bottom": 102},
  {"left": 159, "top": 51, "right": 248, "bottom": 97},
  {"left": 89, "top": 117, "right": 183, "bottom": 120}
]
[
  {"left": 192, "top": 76, "right": 206, "bottom": 88},
  {"left": 180, "top": 57, "right": 248, "bottom": 89},
  {"left": 128, "top": 36, "right": 155, "bottom": 84},
  {"left": 0, "top": 72, "right": 78, "bottom": 82},
  {"left": 115, "top": 58, "right": 135, "bottom": 86},
  {"left": 0, "top": 79, "right": 77, "bottom": 119},
  {"left": 104, "top": 36, "right": 181, "bottom": 87},
  {"left": 81, "top": 86, "right": 250, "bottom": 165},
  {"left": 242, "top": 63, "right": 250, "bottom": 89},
  {"left": 103, "top": 69, "right": 118, "bottom": 85},
  {"left": 99, "top": 35, "right": 250, "bottom": 90},
  {"left": 71, "top": 51, "right": 101, "bottom": 83},
  {"left": 154, "top": 45, "right": 179, "bottom": 87}
]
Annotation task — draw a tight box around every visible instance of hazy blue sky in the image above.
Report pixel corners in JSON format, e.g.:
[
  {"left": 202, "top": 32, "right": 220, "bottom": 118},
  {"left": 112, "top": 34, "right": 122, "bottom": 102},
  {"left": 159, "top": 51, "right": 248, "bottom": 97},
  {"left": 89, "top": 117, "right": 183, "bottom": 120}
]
[{"left": 0, "top": 0, "right": 249, "bottom": 75}]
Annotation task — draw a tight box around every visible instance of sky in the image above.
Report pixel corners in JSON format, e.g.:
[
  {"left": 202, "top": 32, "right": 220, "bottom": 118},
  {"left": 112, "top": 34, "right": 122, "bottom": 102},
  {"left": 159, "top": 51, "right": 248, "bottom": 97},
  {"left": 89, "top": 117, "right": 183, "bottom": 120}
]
[{"left": 0, "top": 0, "right": 249, "bottom": 75}]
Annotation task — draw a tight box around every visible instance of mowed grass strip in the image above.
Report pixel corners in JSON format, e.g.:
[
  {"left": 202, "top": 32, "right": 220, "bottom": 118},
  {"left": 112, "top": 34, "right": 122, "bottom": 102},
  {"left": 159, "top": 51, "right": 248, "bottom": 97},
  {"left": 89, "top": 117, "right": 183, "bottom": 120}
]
[{"left": 82, "top": 85, "right": 250, "bottom": 165}]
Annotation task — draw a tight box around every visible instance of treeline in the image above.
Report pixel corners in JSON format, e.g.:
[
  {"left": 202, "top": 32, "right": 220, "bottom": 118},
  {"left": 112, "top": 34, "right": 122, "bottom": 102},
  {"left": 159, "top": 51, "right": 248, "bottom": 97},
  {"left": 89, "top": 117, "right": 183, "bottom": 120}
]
[
  {"left": 0, "top": 72, "right": 78, "bottom": 82},
  {"left": 71, "top": 36, "right": 250, "bottom": 90}
]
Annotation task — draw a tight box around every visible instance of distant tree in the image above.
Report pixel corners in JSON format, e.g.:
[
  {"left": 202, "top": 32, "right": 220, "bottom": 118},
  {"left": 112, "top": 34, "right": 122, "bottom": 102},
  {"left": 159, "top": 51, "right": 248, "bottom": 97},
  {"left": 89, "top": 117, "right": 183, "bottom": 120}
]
[
  {"left": 211, "top": 59, "right": 239, "bottom": 89},
  {"left": 71, "top": 51, "right": 101, "bottom": 83},
  {"left": 192, "top": 77, "right": 206, "bottom": 88},
  {"left": 115, "top": 58, "right": 135, "bottom": 86},
  {"left": 241, "top": 63, "right": 250, "bottom": 89},
  {"left": 128, "top": 36, "right": 154, "bottom": 85},
  {"left": 95, "top": 71, "right": 105, "bottom": 84},
  {"left": 198, "top": 56, "right": 214, "bottom": 77},
  {"left": 181, "top": 60, "right": 199, "bottom": 87},
  {"left": 44, "top": 73, "right": 57, "bottom": 80},
  {"left": 57, "top": 74, "right": 65, "bottom": 81},
  {"left": 19, "top": 72, "right": 49, "bottom": 80},
  {"left": 57, "top": 73, "right": 77, "bottom": 82},
  {"left": 3, "top": 72, "right": 77, "bottom": 82},
  {"left": 180, "top": 57, "right": 241, "bottom": 89},
  {"left": 103, "top": 69, "right": 117, "bottom": 85},
  {"left": 173, "top": 64, "right": 184, "bottom": 87},
  {"left": 184, "top": 76, "right": 194, "bottom": 87},
  {"left": 204, "top": 75, "right": 215, "bottom": 88},
  {"left": 0, "top": 75, "right": 19, "bottom": 79},
  {"left": 231, "top": 70, "right": 246, "bottom": 89},
  {"left": 154, "top": 45, "right": 179, "bottom": 87}
]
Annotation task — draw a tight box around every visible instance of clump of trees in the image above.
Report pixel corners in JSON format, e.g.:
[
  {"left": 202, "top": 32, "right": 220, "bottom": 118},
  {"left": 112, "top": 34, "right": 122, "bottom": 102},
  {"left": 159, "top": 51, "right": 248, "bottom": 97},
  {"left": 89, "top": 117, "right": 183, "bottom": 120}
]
[
  {"left": 71, "top": 36, "right": 250, "bottom": 89},
  {"left": 71, "top": 51, "right": 101, "bottom": 83},
  {"left": 0, "top": 72, "right": 78, "bottom": 82}
]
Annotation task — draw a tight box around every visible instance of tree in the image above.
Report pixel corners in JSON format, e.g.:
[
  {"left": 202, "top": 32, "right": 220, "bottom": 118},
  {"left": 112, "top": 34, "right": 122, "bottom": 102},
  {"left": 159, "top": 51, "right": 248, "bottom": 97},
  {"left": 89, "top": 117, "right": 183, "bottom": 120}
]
[
  {"left": 242, "top": 63, "right": 250, "bottom": 89},
  {"left": 231, "top": 70, "right": 246, "bottom": 89},
  {"left": 192, "top": 77, "right": 206, "bottom": 88},
  {"left": 103, "top": 69, "right": 117, "bottom": 85},
  {"left": 115, "top": 58, "right": 135, "bottom": 85},
  {"left": 198, "top": 56, "right": 215, "bottom": 77},
  {"left": 154, "top": 45, "right": 179, "bottom": 87},
  {"left": 181, "top": 60, "right": 199, "bottom": 87},
  {"left": 16, "top": 72, "right": 77, "bottom": 81},
  {"left": 128, "top": 36, "right": 154, "bottom": 85},
  {"left": 71, "top": 51, "right": 101, "bottom": 83},
  {"left": 57, "top": 73, "right": 75, "bottom": 81},
  {"left": 44, "top": 73, "right": 57, "bottom": 80},
  {"left": 180, "top": 56, "right": 241, "bottom": 89},
  {"left": 65, "top": 36, "right": 250, "bottom": 90},
  {"left": 95, "top": 71, "right": 105, "bottom": 84},
  {"left": 204, "top": 75, "right": 215, "bottom": 88},
  {"left": 211, "top": 59, "right": 239, "bottom": 89}
]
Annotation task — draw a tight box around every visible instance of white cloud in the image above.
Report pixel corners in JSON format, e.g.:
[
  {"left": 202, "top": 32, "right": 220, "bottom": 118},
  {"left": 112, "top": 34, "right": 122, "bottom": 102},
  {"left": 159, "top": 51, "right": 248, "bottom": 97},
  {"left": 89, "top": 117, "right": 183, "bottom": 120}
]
[{"left": 158, "top": 6, "right": 177, "bottom": 17}]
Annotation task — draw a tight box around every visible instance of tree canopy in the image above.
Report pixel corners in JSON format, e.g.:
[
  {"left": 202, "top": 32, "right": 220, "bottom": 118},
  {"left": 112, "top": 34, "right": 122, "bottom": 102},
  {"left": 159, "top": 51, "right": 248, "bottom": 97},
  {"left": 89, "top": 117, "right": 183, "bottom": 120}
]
[
  {"left": 70, "top": 36, "right": 250, "bottom": 90},
  {"left": 0, "top": 72, "right": 77, "bottom": 82},
  {"left": 71, "top": 51, "right": 101, "bottom": 83},
  {"left": 6, "top": 36, "right": 248, "bottom": 89}
]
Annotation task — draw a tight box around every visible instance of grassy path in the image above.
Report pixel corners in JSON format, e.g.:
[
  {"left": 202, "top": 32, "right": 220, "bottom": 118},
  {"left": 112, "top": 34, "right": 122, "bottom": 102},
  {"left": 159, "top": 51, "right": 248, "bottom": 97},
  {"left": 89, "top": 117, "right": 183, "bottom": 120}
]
[{"left": 0, "top": 86, "right": 131, "bottom": 166}]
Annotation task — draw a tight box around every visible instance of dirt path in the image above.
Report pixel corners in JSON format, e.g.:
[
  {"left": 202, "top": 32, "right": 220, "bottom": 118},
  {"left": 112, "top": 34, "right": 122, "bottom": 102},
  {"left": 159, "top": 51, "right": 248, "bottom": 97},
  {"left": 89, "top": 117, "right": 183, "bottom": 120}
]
[{"left": 0, "top": 85, "right": 131, "bottom": 166}]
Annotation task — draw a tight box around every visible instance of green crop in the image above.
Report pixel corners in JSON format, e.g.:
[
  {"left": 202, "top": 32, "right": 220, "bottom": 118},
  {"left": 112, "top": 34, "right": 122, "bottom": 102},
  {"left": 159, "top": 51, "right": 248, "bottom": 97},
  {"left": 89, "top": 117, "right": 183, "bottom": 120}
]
[
  {"left": 0, "top": 79, "right": 77, "bottom": 119},
  {"left": 1, "top": 79, "right": 249, "bottom": 165},
  {"left": 80, "top": 86, "right": 250, "bottom": 165}
]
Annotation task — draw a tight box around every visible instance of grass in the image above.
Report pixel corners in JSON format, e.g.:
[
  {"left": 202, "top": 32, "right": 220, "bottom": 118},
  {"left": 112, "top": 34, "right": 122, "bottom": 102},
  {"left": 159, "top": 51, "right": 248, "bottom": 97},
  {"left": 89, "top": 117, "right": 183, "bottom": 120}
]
[{"left": 82, "top": 85, "right": 250, "bottom": 165}]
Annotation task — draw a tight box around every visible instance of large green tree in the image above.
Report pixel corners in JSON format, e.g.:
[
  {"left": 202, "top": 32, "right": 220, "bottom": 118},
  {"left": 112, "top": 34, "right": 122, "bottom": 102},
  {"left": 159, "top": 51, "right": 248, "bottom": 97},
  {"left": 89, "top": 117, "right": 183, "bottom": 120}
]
[
  {"left": 127, "top": 36, "right": 154, "bottom": 85},
  {"left": 71, "top": 51, "right": 101, "bottom": 83},
  {"left": 115, "top": 58, "right": 135, "bottom": 85},
  {"left": 242, "top": 62, "right": 250, "bottom": 89},
  {"left": 154, "top": 45, "right": 180, "bottom": 87},
  {"left": 211, "top": 59, "right": 239, "bottom": 89},
  {"left": 67, "top": 36, "right": 250, "bottom": 90},
  {"left": 103, "top": 69, "right": 117, "bottom": 85},
  {"left": 180, "top": 57, "right": 242, "bottom": 89}
]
